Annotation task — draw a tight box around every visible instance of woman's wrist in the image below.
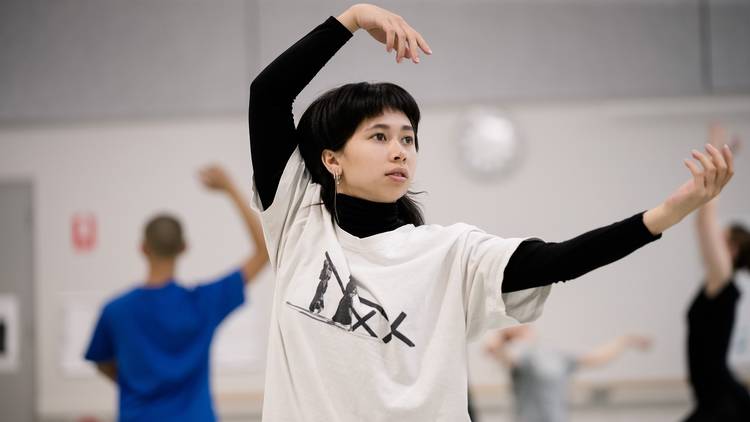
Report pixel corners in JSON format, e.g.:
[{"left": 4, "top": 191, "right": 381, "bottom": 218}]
[
  {"left": 337, "top": 5, "right": 361, "bottom": 33},
  {"left": 643, "top": 203, "right": 684, "bottom": 235}
]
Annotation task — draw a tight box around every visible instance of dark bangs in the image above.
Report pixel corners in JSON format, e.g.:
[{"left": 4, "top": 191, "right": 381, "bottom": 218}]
[{"left": 331, "top": 82, "right": 421, "bottom": 150}]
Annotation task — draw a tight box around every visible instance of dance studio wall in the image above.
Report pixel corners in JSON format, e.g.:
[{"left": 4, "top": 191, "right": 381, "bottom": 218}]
[{"left": 1, "top": 96, "right": 749, "bottom": 419}]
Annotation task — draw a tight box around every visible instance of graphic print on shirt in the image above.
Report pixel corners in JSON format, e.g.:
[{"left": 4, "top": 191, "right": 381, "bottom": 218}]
[{"left": 287, "top": 251, "right": 415, "bottom": 347}]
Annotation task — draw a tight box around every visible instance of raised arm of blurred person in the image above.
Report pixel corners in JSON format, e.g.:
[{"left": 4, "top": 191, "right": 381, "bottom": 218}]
[
  {"left": 577, "top": 334, "right": 652, "bottom": 369},
  {"left": 485, "top": 331, "right": 515, "bottom": 368},
  {"left": 484, "top": 326, "right": 534, "bottom": 368},
  {"left": 696, "top": 125, "right": 740, "bottom": 298},
  {"left": 199, "top": 165, "right": 268, "bottom": 283}
]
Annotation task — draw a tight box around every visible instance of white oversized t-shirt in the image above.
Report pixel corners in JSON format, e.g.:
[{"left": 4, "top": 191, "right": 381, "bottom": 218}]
[{"left": 254, "top": 148, "right": 551, "bottom": 421}]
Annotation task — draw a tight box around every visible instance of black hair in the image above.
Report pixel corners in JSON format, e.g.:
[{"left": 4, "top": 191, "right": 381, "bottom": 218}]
[
  {"left": 297, "top": 82, "right": 424, "bottom": 226},
  {"left": 729, "top": 223, "right": 750, "bottom": 272}
]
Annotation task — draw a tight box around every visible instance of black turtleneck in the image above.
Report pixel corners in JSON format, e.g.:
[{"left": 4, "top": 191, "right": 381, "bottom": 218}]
[
  {"left": 335, "top": 194, "right": 405, "bottom": 238},
  {"left": 249, "top": 16, "right": 661, "bottom": 294}
]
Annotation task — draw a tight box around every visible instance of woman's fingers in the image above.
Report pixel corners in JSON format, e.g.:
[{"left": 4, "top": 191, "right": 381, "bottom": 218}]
[
  {"left": 382, "top": 14, "right": 429, "bottom": 63},
  {"left": 684, "top": 158, "right": 706, "bottom": 196},
  {"left": 703, "top": 124, "right": 737, "bottom": 197},
  {"left": 397, "top": 22, "right": 424, "bottom": 63},
  {"left": 349, "top": 5, "right": 427, "bottom": 63},
  {"left": 404, "top": 26, "right": 431, "bottom": 62},
  {"left": 682, "top": 143, "right": 735, "bottom": 207},
  {"left": 691, "top": 149, "right": 715, "bottom": 191},
  {"left": 722, "top": 144, "right": 735, "bottom": 187},
  {"left": 396, "top": 27, "right": 408, "bottom": 63},
  {"left": 705, "top": 144, "right": 728, "bottom": 188},
  {"left": 723, "top": 143, "right": 734, "bottom": 177},
  {"left": 385, "top": 26, "right": 395, "bottom": 52},
  {"left": 399, "top": 24, "right": 416, "bottom": 62},
  {"left": 405, "top": 30, "right": 420, "bottom": 63},
  {"left": 415, "top": 31, "right": 432, "bottom": 55}
]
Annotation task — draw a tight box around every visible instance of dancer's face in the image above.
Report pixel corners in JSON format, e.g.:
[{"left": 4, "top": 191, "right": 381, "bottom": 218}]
[{"left": 323, "top": 110, "right": 417, "bottom": 203}]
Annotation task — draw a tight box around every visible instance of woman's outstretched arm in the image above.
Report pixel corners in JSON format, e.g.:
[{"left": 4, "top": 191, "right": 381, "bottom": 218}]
[
  {"left": 641, "top": 142, "right": 733, "bottom": 235},
  {"left": 503, "top": 140, "right": 734, "bottom": 293},
  {"left": 502, "top": 212, "right": 659, "bottom": 292},
  {"left": 249, "top": 4, "right": 430, "bottom": 210}
]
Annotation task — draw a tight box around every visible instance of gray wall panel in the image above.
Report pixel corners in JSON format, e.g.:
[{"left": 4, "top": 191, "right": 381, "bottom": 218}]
[
  {"left": 2, "top": 0, "right": 748, "bottom": 123},
  {"left": 0, "top": 0, "right": 255, "bottom": 122},
  {"left": 709, "top": 1, "right": 750, "bottom": 91},
  {"left": 258, "top": 0, "right": 703, "bottom": 114}
]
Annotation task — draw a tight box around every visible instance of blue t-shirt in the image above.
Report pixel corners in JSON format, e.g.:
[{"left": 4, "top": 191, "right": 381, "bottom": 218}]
[{"left": 84, "top": 270, "right": 246, "bottom": 422}]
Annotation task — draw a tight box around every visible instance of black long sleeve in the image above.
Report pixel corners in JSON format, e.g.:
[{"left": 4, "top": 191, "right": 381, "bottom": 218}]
[
  {"left": 501, "top": 212, "right": 661, "bottom": 293},
  {"left": 249, "top": 17, "right": 353, "bottom": 210}
]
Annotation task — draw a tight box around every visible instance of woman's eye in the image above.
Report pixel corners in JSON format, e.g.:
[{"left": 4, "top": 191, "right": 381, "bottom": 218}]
[
  {"left": 402, "top": 136, "right": 414, "bottom": 145},
  {"left": 372, "top": 133, "right": 387, "bottom": 141}
]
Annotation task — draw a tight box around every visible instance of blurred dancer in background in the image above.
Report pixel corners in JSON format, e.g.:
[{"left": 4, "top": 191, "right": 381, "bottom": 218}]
[
  {"left": 684, "top": 126, "right": 750, "bottom": 422},
  {"left": 84, "top": 165, "right": 268, "bottom": 422},
  {"left": 485, "top": 325, "right": 651, "bottom": 422}
]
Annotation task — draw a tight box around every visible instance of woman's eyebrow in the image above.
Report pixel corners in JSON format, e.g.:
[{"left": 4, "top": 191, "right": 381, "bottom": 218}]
[{"left": 365, "top": 123, "right": 414, "bottom": 132}]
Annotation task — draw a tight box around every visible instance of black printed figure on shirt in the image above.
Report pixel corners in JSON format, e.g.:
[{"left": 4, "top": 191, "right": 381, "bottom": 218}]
[
  {"left": 309, "top": 259, "right": 332, "bottom": 313},
  {"left": 332, "top": 279, "right": 358, "bottom": 326},
  {"left": 288, "top": 251, "right": 415, "bottom": 347}
]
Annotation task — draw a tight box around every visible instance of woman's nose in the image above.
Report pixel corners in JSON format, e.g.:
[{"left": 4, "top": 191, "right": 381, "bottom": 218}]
[{"left": 390, "top": 139, "right": 406, "bottom": 161}]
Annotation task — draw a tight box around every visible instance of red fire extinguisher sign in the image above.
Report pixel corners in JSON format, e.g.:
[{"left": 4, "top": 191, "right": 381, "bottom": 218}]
[{"left": 72, "top": 213, "right": 97, "bottom": 253}]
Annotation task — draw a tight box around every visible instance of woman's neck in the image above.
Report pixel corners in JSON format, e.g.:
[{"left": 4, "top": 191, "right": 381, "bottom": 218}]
[{"left": 335, "top": 193, "right": 406, "bottom": 238}]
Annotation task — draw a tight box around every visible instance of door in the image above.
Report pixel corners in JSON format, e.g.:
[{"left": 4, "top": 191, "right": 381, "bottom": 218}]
[{"left": 0, "top": 181, "right": 36, "bottom": 421}]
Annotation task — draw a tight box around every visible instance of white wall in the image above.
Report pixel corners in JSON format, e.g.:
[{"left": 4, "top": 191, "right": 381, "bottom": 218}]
[{"left": 1, "top": 96, "right": 749, "bottom": 419}]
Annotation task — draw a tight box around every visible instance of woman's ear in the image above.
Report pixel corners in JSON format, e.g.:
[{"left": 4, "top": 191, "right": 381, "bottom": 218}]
[{"left": 321, "top": 149, "right": 341, "bottom": 176}]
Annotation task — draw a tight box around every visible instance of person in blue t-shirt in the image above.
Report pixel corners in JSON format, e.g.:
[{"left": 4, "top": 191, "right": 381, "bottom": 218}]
[{"left": 84, "top": 165, "right": 268, "bottom": 422}]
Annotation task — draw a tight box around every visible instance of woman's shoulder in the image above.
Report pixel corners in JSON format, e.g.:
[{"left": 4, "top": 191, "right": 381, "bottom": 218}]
[
  {"left": 404, "top": 222, "right": 484, "bottom": 243},
  {"left": 412, "top": 222, "right": 481, "bottom": 234}
]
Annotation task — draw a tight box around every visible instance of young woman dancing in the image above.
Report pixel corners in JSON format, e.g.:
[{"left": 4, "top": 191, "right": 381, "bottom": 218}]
[
  {"left": 248, "top": 4, "right": 734, "bottom": 420},
  {"left": 684, "top": 126, "right": 749, "bottom": 422}
]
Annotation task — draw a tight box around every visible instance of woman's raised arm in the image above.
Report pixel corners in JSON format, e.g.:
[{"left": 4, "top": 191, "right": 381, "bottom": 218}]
[{"left": 249, "top": 4, "right": 430, "bottom": 210}]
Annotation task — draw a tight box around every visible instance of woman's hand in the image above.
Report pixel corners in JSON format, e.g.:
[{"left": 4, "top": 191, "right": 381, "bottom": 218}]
[
  {"left": 644, "top": 142, "right": 734, "bottom": 234},
  {"left": 669, "top": 143, "right": 733, "bottom": 217},
  {"left": 337, "top": 4, "right": 432, "bottom": 64}
]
